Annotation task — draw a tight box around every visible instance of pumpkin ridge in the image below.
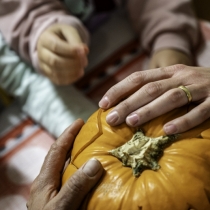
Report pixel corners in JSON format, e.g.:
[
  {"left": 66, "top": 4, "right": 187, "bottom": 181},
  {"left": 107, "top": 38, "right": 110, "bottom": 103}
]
[
  {"left": 71, "top": 162, "right": 78, "bottom": 170},
  {"left": 71, "top": 109, "right": 104, "bottom": 162},
  {"left": 187, "top": 203, "right": 197, "bottom": 210},
  {"left": 203, "top": 188, "right": 210, "bottom": 202},
  {"left": 157, "top": 166, "right": 187, "bottom": 208},
  {"left": 144, "top": 169, "right": 191, "bottom": 210}
]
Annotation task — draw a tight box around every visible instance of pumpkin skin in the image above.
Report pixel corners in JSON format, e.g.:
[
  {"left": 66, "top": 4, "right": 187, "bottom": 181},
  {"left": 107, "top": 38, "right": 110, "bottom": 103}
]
[{"left": 62, "top": 105, "right": 210, "bottom": 210}]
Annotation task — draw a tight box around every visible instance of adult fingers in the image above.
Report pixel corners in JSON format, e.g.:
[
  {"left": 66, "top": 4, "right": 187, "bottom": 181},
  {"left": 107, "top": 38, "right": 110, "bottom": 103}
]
[
  {"left": 163, "top": 99, "right": 210, "bottom": 134},
  {"left": 124, "top": 84, "right": 207, "bottom": 127},
  {"left": 105, "top": 74, "right": 190, "bottom": 126},
  {"left": 124, "top": 86, "right": 193, "bottom": 127},
  {"left": 49, "top": 159, "right": 104, "bottom": 210},
  {"left": 98, "top": 65, "right": 185, "bottom": 109},
  {"left": 35, "top": 119, "right": 84, "bottom": 190}
]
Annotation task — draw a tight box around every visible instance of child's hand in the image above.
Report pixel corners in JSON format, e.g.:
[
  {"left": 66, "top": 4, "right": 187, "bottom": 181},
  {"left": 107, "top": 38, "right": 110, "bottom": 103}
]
[
  {"left": 37, "top": 24, "right": 89, "bottom": 85},
  {"left": 149, "top": 49, "right": 192, "bottom": 69}
]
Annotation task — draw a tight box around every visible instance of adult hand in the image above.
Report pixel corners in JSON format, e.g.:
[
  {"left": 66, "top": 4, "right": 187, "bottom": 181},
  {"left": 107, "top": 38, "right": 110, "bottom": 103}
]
[
  {"left": 37, "top": 24, "right": 89, "bottom": 85},
  {"left": 149, "top": 49, "right": 193, "bottom": 68},
  {"left": 27, "top": 119, "right": 104, "bottom": 210},
  {"left": 98, "top": 65, "right": 210, "bottom": 135}
]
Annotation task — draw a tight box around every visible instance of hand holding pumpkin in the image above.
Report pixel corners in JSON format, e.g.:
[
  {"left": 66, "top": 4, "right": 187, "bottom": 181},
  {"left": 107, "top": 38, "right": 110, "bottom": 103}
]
[
  {"left": 98, "top": 65, "right": 210, "bottom": 135},
  {"left": 27, "top": 119, "right": 103, "bottom": 210}
]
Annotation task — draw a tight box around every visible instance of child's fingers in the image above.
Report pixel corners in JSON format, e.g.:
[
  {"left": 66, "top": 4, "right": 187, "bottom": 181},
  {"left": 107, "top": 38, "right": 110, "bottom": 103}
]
[
  {"left": 38, "top": 48, "right": 81, "bottom": 70},
  {"left": 59, "top": 25, "right": 84, "bottom": 47},
  {"left": 39, "top": 61, "right": 84, "bottom": 86},
  {"left": 38, "top": 31, "right": 77, "bottom": 57},
  {"left": 58, "top": 25, "right": 89, "bottom": 67}
]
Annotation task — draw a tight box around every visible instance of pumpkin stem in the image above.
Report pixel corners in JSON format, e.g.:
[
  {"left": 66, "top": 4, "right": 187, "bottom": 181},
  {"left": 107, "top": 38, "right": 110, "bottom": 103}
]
[{"left": 109, "top": 129, "right": 178, "bottom": 177}]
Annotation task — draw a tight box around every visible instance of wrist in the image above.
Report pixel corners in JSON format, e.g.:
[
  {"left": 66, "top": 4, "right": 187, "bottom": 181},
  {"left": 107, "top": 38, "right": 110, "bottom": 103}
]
[{"left": 152, "top": 33, "right": 192, "bottom": 57}]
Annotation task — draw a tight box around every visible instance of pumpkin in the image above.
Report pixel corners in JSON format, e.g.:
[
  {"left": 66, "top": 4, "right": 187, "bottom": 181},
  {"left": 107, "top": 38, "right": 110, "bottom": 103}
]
[{"left": 62, "top": 105, "right": 210, "bottom": 210}]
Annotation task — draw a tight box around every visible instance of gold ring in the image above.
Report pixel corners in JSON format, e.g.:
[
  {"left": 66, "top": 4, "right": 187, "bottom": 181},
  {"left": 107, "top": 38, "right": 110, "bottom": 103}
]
[{"left": 178, "top": 85, "right": 192, "bottom": 103}]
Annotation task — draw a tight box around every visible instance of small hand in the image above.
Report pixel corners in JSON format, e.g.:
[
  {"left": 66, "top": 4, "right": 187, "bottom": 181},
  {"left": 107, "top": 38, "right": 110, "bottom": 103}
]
[
  {"left": 99, "top": 65, "right": 210, "bottom": 135},
  {"left": 149, "top": 49, "right": 193, "bottom": 68},
  {"left": 37, "top": 24, "right": 89, "bottom": 85},
  {"left": 27, "top": 119, "right": 104, "bottom": 210}
]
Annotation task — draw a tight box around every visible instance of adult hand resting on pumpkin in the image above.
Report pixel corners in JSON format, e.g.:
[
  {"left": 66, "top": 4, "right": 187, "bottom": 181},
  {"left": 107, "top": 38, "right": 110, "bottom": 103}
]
[
  {"left": 27, "top": 119, "right": 104, "bottom": 210},
  {"left": 37, "top": 24, "right": 89, "bottom": 85},
  {"left": 98, "top": 65, "right": 210, "bottom": 135}
]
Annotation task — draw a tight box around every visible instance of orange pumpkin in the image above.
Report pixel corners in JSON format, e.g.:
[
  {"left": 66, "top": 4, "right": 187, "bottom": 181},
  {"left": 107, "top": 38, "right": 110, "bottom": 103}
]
[{"left": 62, "top": 105, "right": 210, "bottom": 210}]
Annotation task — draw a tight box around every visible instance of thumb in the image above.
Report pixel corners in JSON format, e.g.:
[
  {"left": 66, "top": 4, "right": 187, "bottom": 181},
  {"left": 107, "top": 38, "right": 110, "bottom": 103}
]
[{"left": 51, "top": 158, "right": 104, "bottom": 210}]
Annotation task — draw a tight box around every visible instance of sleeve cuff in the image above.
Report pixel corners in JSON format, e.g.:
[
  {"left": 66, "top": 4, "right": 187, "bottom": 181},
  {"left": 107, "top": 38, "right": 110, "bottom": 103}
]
[{"left": 152, "top": 33, "right": 192, "bottom": 56}]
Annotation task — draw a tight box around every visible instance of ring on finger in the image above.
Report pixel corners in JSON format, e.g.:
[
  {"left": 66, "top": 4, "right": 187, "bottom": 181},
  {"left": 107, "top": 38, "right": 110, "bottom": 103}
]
[{"left": 178, "top": 85, "right": 192, "bottom": 104}]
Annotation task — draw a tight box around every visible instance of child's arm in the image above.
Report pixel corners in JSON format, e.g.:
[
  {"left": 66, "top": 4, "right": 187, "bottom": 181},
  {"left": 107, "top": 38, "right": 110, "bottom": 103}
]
[
  {"left": 127, "top": 0, "right": 199, "bottom": 67},
  {"left": 0, "top": 32, "right": 97, "bottom": 137},
  {"left": 0, "top": 0, "right": 89, "bottom": 85}
]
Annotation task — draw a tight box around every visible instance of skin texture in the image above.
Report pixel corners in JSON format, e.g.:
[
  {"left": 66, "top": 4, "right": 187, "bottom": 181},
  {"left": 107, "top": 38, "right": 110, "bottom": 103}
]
[
  {"left": 27, "top": 119, "right": 104, "bottom": 210},
  {"left": 98, "top": 65, "right": 210, "bottom": 135},
  {"left": 149, "top": 49, "right": 193, "bottom": 68},
  {"left": 37, "top": 24, "right": 89, "bottom": 85}
]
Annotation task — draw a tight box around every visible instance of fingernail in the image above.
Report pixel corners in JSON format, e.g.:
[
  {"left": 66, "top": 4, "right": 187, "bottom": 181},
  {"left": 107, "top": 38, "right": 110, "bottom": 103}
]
[
  {"left": 164, "top": 124, "right": 177, "bottom": 134},
  {"left": 99, "top": 96, "right": 109, "bottom": 109},
  {"left": 82, "top": 158, "right": 101, "bottom": 177},
  {"left": 106, "top": 111, "right": 119, "bottom": 124},
  {"left": 126, "top": 114, "right": 139, "bottom": 126}
]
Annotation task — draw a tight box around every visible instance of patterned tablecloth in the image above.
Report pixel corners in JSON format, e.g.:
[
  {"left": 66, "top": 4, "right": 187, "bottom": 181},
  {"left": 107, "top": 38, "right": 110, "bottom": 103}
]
[{"left": 0, "top": 20, "right": 210, "bottom": 210}]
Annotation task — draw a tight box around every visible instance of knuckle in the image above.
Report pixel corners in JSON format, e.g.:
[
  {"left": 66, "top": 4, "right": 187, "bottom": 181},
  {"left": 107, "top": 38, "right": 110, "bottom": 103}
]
[
  {"left": 29, "top": 180, "right": 40, "bottom": 195},
  {"left": 197, "top": 106, "right": 209, "bottom": 118},
  {"left": 160, "top": 64, "right": 186, "bottom": 75},
  {"left": 144, "top": 82, "right": 162, "bottom": 98},
  {"left": 170, "top": 64, "right": 186, "bottom": 72},
  {"left": 179, "top": 117, "right": 191, "bottom": 130},
  {"left": 48, "top": 56, "right": 58, "bottom": 67},
  {"left": 49, "top": 142, "right": 65, "bottom": 154},
  {"left": 51, "top": 40, "right": 59, "bottom": 52},
  {"left": 106, "top": 85, "right": 119, "bottom": 98},
  {"left": 188, "top": 71, "right": 201, "bottom": 80},
  {"left": 50, "top": 141, "right": 69, "bottom": 155},
  {"left": 67, "top": 173, "right": 84, "bottom": 194},
  {"left": 119, "top": 100, "right": 132, "bottom": 113},
  {"left": 50, "top": 142, "right": 59, "bottom": 152},
  {"left": 141, "top": 106, "right": 152, "bottom": 118},
  {"left": 49, "top": 142, "right": 64, "bottom": 156},
  {"left": 126, "top": 71, "right": 144, "bottom": 84},
  {"left": 167, "top": 89, "right": 183, "bottom": 103}
]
